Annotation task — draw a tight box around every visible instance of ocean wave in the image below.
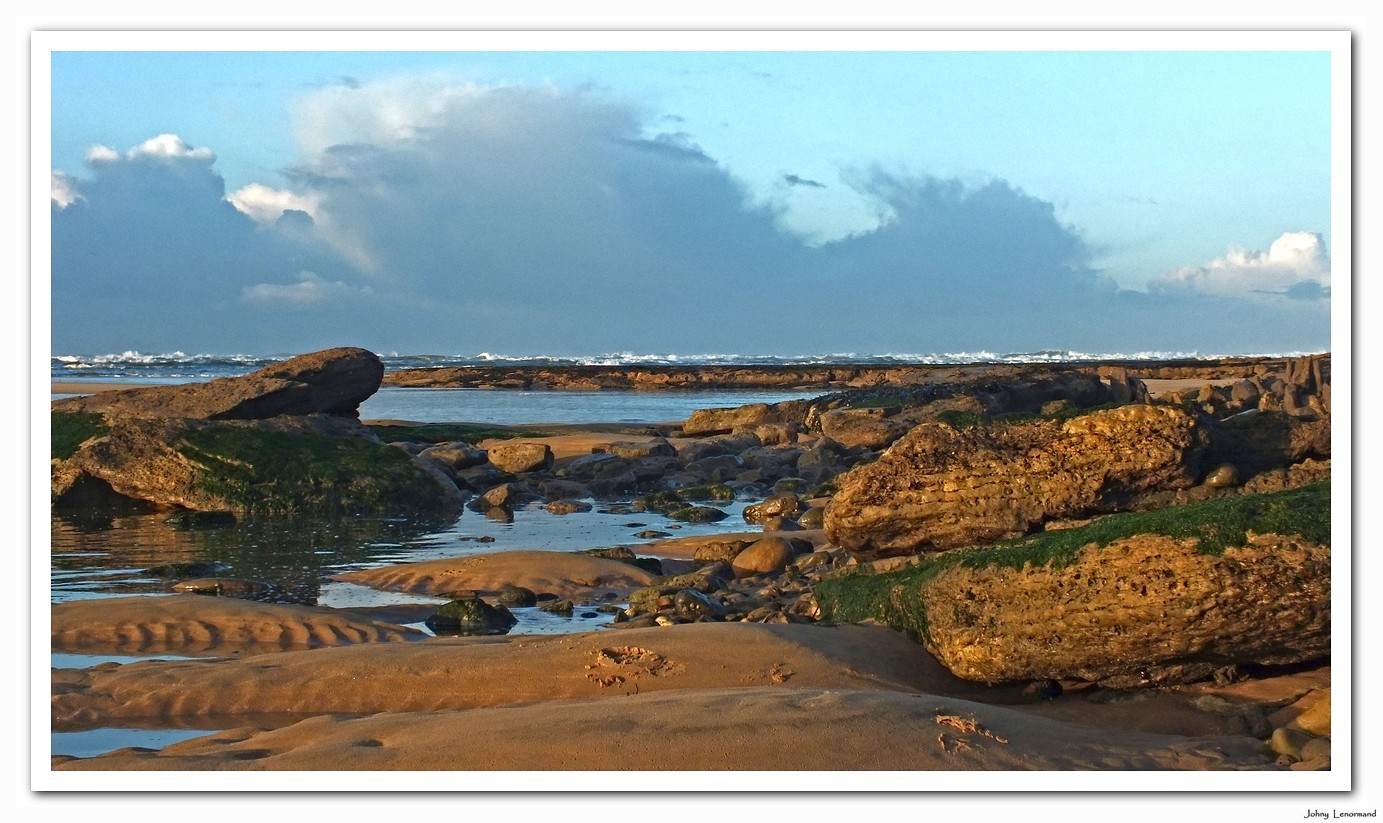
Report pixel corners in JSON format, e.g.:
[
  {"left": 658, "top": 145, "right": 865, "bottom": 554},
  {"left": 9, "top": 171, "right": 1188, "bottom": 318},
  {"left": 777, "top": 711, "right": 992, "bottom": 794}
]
[{"left": 52, "top": 348, "right": 1326, "bottom": 380}]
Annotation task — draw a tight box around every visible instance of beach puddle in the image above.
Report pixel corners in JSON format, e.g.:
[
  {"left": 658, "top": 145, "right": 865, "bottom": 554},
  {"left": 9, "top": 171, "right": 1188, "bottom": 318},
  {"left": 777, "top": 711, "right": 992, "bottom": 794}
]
[
  {"left": 50, "top": 498, "right": 753, "bottom": 637},
  {"left": 52, "top": 727, "right": 221, "bottom": 759}
]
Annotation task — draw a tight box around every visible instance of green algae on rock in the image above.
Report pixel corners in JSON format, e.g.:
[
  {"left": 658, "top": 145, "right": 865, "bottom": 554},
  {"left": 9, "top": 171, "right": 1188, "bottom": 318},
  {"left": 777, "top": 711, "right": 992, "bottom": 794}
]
[{"left": 815, "top": 483, "right": 1330, "bottom": 687}]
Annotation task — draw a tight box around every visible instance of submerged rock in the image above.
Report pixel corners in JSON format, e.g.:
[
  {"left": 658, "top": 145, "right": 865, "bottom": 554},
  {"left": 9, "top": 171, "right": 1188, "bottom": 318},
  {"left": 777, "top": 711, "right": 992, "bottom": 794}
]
[{"left": 426, "top": 596, "right": 518, "bottom": 636}]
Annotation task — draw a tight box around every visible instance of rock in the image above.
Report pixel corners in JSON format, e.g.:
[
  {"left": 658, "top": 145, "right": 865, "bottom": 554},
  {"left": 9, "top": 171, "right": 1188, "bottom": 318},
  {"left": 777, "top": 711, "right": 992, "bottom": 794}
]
[
  {"left": 425, "top": 597, "right": 518, "bottom": 636},
  {"left": 732, "top": 537, "right": 797, "bottom": 578},
  {"left": 821, "top": 528, "right": 1329, "bottom": 688},
  {"left": 825, "top": 405, "right": 1208, "bottom": 559},
  {"left": 761, "top": 516, "right": 803, "bottom": 532},
  {"left": 632, "top": 489, "right": 689, "bottom": 514},
  {"left": 170, "top": 577, "right": 275, "bottom": 598},
  {"left": 693, "top": 539, "right": 752, "bottom": 564},
  {"left": 418, "top": 441, "right": 489, "bottom": 471},
  {"left": 1203, "top": 464, "right": 1240, "bottom": 488},
  {"left": 819, "top": 408, "right": 909, "bottom": 450},
  {"left": 1289, "top": 691, "right": 1331, "bottom": 737},
  {"left": 796, "top": 506, "right": 826, "bottom": 529},
  {"left": 50, "top": 415, "right": 464, "bottom": 516},
  {"left": 634, "top": 530, "right": 672, "bottom": 539},
  {"left": 674, "top": 589, "right": 728, "bottom": 620},
  {"left": 52, "top": 347, "right": 384, "bottom": 420},
  {"left": 495, "top": 585, "right": 538, "bottom": 608},
  {"left": 538, "top": 599, "right": 574, "bottom": 616},
  {"left": 545, "top": 499, "right": 593, "bottom": 515},
  {"left": 486, "top": 442, "right": 553, "bottom": 474},
  {"left": 163, "top": 510, "right": 237, "bottom": 530},
  {"left": 667, "top": 506, "right": 729, "bottom": 523},
  {"left": 683, "top": 406, "right": 785, "bottom": 437},
  {"left": 1270, "top": 727, "right": 1313, "bottom": 760},
  {"left": 480, "top": 482, "right": 541, "bottom": 510},
  {"left": 606, "top": 439, "right": 677, "bottom": 459},
  {"left": 743, "top": 493, "right": 805, "bottom": 524},
  {"left": 566, "top": 452, "right": 630, "bottom": 479},
  {"left": 537, "top": 478, "right": 593, "bottom": 500}
]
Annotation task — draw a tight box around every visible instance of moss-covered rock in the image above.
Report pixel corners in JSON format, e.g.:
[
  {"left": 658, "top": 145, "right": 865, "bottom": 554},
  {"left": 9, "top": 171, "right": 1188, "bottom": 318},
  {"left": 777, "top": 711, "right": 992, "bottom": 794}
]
[
  {"left": 51, "top": 415, "right": 464, "bottom": 516},
  {"left": 667, "top": 505, "right": 729, "bottom": 523},
  {"left": 815, "top": 483, "right": 1330, "bottom": 687}
]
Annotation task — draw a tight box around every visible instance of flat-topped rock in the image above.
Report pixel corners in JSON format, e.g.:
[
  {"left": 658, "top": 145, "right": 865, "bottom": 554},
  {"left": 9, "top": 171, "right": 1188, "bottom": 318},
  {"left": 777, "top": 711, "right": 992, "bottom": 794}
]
[{"left": 52, "top": 347, "right": 384, "bottom": 420}]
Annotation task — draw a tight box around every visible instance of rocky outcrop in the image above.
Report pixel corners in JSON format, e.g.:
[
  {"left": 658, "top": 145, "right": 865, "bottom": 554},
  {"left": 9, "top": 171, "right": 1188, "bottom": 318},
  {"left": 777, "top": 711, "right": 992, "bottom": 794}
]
[
  {"left": 824, "top": 405, "right": 1208, "bottom": 559},
  {"left": 913, "top": 532, "right": 1329, "bottom": 688},
  {"left": 50, "top": 348, "right": 468, "bottom": 516},
  {"left": 51, "top": 414, "right": 463, "bottom": 516},
  {"left": 52, "top": 347, "right": 384, "bottom": 420},
  {"left": 814, "top": 483, "right": 1331, "bottom": 687}
]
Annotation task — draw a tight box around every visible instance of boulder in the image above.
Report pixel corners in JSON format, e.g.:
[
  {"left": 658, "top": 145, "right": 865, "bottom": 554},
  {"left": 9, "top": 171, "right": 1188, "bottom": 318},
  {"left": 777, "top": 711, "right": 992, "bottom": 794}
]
[
  {"left": 914, "top": 532, "right": 1329, "bottom": 687},
  {"left": 50, "top": 414, "right": 464, "bottom": 516},
  {"left": 486, "top": 442, "right": 553, "bottom": 474},
  {"left": 743, "top": 493, "right": 805, "bottom": 524},
  {"left": 606, "top": 439, "right": 677, "bottom": 459},
  {"left": 731, "top": 537, "right": 798, "bottom": 578},
  {"left": 425, "top": 596, "right": 518, "bottom": 636},
  {"left": 418, "top": 441, "right": 489, "bottom": 471},
  {"left": 814, "top": 484, "right": 1331, "bottom": 687},
  {"left": 824, "top": 405, "right": 1208, "bottom": 559},
  {"left": 51, "top": 347, "right": 384, "bottom": 420},
  {"left": 819, "top": 408, "right": 909, "bottom": 450}
]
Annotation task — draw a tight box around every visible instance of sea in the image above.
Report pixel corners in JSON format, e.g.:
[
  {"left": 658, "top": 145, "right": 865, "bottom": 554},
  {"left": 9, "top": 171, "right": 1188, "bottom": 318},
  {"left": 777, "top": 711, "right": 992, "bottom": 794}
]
[{"left": 45, "top": 347, "right": 1280, "bottom": 756}]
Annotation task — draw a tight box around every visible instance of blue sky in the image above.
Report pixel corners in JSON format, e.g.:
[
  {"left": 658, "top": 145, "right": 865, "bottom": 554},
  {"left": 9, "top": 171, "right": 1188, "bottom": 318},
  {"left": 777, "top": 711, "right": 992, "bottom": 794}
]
[{"left": 44, "top": 32, "right": 1341, "bottom": 357}]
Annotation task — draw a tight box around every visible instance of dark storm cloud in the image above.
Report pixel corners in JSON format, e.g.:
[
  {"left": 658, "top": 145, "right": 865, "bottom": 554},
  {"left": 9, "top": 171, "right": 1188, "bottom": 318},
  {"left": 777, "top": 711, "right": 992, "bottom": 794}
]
[
  {"left": 50, "top": 84, "right": 1330, "bottom": 356},
  {"left": 783, "top": 174, "right": 826, "bottom": 189}
]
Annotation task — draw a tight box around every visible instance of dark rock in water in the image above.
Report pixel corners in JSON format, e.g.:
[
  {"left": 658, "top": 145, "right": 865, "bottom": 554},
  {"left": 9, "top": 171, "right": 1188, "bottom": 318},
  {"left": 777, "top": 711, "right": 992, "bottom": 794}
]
[
  {"left": 545, "top": 499, "right": 593, "bottom": 515},
  {"left": 163, "top": 510, "right": 237, "bottom": 530},
  {"left": 539, "top": 599, "right": 575, "bottom": 616},
  {"left": 426, "top": 597, "right": 518, "bottom": 636},
  {"left": 581, "top": 546, "right": 638, "bottom": 561},
  {"left": 478, "top": 482, "right": 541, "bottom": 510},
  {"left": 145, "top": 561, "right": 233, "bottom": 579},
  {"left": 171, "top": 577, "right": 275, "bottom": 599},
  {"left": 632, "top": 490, "right": 687, "bottom": 514},
  {"left": 52, "top": 347, "right": 384, "bottom": 421},
  {"left": 743, "top": 492, "right": 804, "bottom": 524},
  {"left": 667, "top": 506, "right": 728, "bottom": 523},
  {"left": 634, "top": 530, "right": 672, "bottom": 539},
  {"left": 496, "top": 585, "right": 538, "bottom": 608}
]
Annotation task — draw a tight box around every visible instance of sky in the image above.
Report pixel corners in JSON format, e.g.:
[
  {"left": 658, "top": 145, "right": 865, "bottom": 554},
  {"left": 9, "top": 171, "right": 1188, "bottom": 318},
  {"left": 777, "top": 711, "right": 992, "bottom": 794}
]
[{"left": 43, "top": 32, "right": 1341, "bottom": 357}]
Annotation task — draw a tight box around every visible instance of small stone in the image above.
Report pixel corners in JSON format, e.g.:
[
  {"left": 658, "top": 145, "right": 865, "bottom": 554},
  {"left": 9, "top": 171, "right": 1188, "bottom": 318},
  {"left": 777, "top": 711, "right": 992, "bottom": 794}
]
[
  {"left": 545, "top": 499, "right": 593, "bottom": 515},
  {"left": 426, "top": 596, "right": 517, "bottom": 636},
  {"left": 1270, "top": 727, "right": 1313, "bottom": 760},
  {"left": 538, "top": 599, "right": 574, "bottom": 616},
  {"left": 731, "top": 537, "right": 796, "bottom": 578},
  {"left": 486, "top": 442, "right": 553, "bottom": 474},
  {"left": 1203, "top": 464, "right": 1240, "bottom": 488},
  {"left": 495, "top": 585, "right": 537, "bottom": 608}
]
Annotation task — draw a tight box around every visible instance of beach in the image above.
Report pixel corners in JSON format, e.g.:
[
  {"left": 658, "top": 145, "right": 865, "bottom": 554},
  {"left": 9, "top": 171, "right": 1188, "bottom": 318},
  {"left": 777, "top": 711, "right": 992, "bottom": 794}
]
[{"left": 47, "top": 350, "right": 1334, "bottom": 776}]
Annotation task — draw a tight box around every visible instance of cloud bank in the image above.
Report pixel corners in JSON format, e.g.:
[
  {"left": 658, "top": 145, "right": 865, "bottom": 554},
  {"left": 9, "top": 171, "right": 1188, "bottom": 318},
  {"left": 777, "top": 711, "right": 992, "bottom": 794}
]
[{"left": 50, "top": 80, "right": 1331, "bottom": 356}]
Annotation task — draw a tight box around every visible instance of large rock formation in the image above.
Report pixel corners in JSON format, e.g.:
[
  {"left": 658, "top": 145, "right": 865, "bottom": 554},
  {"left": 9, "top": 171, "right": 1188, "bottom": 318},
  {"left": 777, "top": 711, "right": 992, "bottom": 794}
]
[
  {"left": 913, "top": 532, "right": 1330, "bottom": 688},
  {"left": 52, "top": 347, "right": 384, "bottom": 420},
  {"left": 51, "top": 414, "right": 464, "bottom": 516},
  {"left": 824, "top": 405, "right": 1208, "bottom": 559},
  {"left": 51, "top": 348, "right": 463, "bottom": 516}
]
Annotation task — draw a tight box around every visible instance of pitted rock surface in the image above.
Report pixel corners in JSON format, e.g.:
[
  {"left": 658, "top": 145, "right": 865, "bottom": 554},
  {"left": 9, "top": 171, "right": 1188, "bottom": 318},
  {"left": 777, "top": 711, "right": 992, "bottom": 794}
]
[
  {"left": 918, "top": 533, "right": 1330, "bottom": 687},
  {"left": 824, "top": 405, "right": 1208, "bottom": 558}
]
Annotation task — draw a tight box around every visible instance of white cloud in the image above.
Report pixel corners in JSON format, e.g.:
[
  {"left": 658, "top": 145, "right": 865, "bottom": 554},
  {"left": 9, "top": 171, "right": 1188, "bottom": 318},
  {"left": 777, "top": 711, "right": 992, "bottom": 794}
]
[
  {"left": 1151, "top": 231, "right": 1330, "bottom": 299},
  {"left": 51, "top": 172, "right": 81, "bottom": 208},
  {"left": 129, "top": 134, "right": 216, "bottom": 163},
  {"left": 227, "top": 183, "right": 321, "bottom": 225},
  {"left": 85, "top": 144, "right": 119, "bottom": 165},
  {"left": 241, "top": 272, "right": 372, "bottom": 306}
]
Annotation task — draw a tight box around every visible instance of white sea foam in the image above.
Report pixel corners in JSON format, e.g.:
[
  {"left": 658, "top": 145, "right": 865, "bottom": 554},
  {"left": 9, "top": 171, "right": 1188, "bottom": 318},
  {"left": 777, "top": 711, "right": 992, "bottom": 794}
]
[{"left": 52, "top": 348, "right": 1327, "bottom": 381}]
